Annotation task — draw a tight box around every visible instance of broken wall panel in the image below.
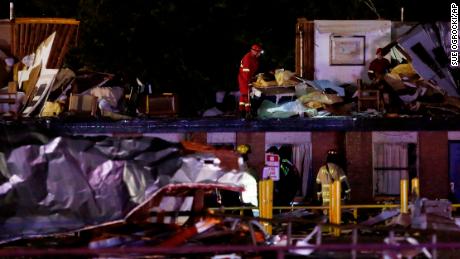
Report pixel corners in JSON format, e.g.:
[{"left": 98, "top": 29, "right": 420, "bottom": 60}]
[
  {"left": 295, "top": 18, "right": 315, "bottom": 80},
  {"left": 398, "top": 23, "right": 458, "bottom": 97}
]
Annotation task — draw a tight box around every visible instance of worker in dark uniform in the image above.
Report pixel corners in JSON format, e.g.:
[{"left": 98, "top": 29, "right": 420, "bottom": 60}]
[
  {"left": 238, "top": 44, "right": 263, "bottom": 119},
  {"left": 270, "top": 145, "right": 301, "bottom": 206}
]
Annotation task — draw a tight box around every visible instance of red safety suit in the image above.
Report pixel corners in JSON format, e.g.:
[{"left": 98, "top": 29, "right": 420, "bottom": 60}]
[
  {"left": 238, "top": 51, "right": 259, "bottom": 112},
  {"left": 368, "top": 57, "right": 391, "bottom": 80}
]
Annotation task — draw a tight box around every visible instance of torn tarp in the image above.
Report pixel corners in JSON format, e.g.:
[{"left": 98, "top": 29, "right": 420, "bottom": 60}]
[
  {"left": 305, "top": 80, "right": 345, "bottom": 96},
  {"left": 0, "top": 135, "right": 251, "bottom": 242}
]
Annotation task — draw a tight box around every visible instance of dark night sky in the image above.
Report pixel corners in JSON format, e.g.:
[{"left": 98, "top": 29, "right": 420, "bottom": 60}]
[{"left": 6, "top": 0, "right": 452, "bottom": 114}]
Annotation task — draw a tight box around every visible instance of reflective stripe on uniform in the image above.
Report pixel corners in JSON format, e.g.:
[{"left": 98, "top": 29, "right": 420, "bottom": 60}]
[{"left": 242, "top": 68, "right": 250, "bottom": 72}]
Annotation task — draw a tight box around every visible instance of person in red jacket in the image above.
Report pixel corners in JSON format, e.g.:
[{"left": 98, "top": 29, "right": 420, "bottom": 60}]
[
  {"left": 368, "top": 47, "right": 391, "bottom": 82},
  {"left": 238, "top": 44, "right": 263, "bottom": 119}
]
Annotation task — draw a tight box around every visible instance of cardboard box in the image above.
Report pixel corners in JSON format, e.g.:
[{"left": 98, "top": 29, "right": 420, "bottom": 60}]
[
  {"left": 68, "top": 94, "right": 97, "bottom": 116},
  {"left": 144, "top": 93, "right": 178, "bottom": 116}
]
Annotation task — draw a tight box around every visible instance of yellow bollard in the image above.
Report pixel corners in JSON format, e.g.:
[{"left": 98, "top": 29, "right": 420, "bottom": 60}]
[
  {"left": 258, "top": 179, "right": 273, "bottom": 234},
  {"left": 400, "top": 179, "right": 409, "bottom": 214},
  {"left": 329, "top": 183, "right": 334, "bottom": 223},
  {"left": 333, "top": 180, "right": 341, "bottom": 225},
  {"left": 411, "top": 177, "right": 420, "bottom": 198},
  {"left": 329, "top": 182, "right": 334, "bottom": 234},
  {"left": 329, "top": 180, "right": 341, "bottom": 236},
  {"left": 258, "top": 181, "right": 265, "bottom": 227},
  {"left": 333, "top": 180, "right": 341, "bottom": 236}
]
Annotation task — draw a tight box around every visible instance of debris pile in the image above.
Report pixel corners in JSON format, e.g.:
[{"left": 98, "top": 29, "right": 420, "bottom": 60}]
[
  {"left": 0, "top": 133, "right": 260, "bottom": 250},
  {"left": 0, "top": 22, "right": 457, "bottom": 120}
]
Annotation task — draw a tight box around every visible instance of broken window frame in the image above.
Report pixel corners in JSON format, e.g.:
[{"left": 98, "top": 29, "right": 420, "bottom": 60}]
[{"left": 372, "top": 132, "right": 419, "bottom": 199}]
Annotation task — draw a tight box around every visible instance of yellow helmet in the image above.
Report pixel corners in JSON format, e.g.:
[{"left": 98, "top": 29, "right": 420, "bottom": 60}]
[{"left": 237, "top": 144, "right": 250, "bottom": 155}]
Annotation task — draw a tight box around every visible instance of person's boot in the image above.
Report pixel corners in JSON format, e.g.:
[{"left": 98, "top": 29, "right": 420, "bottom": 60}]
[
  {"left": 238, "top": 109, "right": 246, "bottom": 119},
  {"left": 245, "top": 110, "right": 253, "bottom": 120}
]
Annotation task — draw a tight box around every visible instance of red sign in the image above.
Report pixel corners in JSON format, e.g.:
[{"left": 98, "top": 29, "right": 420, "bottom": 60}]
[{"left": 265, "top": 153, "right": 280, "bottom": 167}]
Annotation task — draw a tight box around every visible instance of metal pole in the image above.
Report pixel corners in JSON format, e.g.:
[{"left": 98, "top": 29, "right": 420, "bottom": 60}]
[
  {"left": 287, "top": 222, "right": 292, "bottom": 247},
  {"left": 432, "top": 234, "right": 438, "bottom": 259},
  {"left": 248, "top": 222, "right": 257, "bottom": 246},
  {"left": 352, "top": 228, "right": 358, "bottom": 259},
  {"left": 400, "top": 7, "right": 404, "bottom": 23},
  {"left": 316, "top": 226, "right": 322, "bottom": 246},
  {"left": 299, "top": 25, "right": 304, "bottom": 78}
]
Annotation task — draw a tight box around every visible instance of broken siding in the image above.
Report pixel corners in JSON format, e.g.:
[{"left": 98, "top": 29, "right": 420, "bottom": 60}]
[{"left": 398, "top": 23, "right": 458, "bottom": 96}]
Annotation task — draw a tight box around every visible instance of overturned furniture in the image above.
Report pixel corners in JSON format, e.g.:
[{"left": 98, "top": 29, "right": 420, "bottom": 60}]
[{"left": 357, "top": 79, "right": 381, "bottom": 112}]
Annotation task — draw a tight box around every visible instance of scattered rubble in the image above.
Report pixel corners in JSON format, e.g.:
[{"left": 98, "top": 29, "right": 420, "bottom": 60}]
[{"left": 0, "top": 22, "right": 457, "bottom": 121}]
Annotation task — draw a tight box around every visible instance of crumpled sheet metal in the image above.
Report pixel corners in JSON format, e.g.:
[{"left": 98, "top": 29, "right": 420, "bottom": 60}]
[
  {"left": 126, "top": 182, "right": 244, "bottom": 223},
  {"left": 0, "top": 136, "right": 248, "bottom": 242},
  {"left": 126, "top": 153, "right": 249, "bottom": 223}
]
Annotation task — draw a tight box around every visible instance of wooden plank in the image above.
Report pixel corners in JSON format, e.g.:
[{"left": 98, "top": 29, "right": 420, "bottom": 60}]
[
  {"left": 295, "top": 18, "right": 314, "bottom": 80},
  {"left": 15, "top": 17, "right": 80, "bottom": 25}
]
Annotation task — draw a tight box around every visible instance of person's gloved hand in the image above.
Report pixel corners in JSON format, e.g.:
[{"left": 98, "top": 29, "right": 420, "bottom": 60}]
[
  {"left": 315, "top": 194, "right": 322, "bottom": 205},
  {"left": 312, "top": 198, "right": 322, "bottom": 206}
]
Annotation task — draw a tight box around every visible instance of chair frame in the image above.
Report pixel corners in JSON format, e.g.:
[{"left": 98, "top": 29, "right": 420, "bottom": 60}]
[{"left": 357, "top": 79, "right": 381, "bottom": 112}]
